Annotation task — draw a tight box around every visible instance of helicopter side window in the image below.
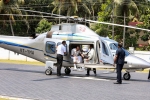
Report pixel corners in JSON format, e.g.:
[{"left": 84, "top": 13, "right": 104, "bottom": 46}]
[
  {"left": 57, "top": 42, "right": 61, "bottom": 46},
  {"left": 109, "top": 43, "right": 118, "bottom": 50},
  {"left": 111, "top": 43, "right": 130, "bottom": 56},
  {"left": 102, "top": 42, "right": 109, "bottom": 56},
  {"left": 46, "top": 41, "right": 56, "bottom": 54}
]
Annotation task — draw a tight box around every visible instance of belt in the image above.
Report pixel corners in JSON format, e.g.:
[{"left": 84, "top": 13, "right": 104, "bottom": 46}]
[{"left": 57, "top": 54, "right": 63, "bottom": 56}]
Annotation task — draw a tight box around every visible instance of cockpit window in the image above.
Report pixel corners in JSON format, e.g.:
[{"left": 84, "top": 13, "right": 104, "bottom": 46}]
[
  {"left": 109, "top": 43, "right": 130, "bottom": 56},
  {"left": 109, "top": 43, "right": 118, "bottom": 50}
]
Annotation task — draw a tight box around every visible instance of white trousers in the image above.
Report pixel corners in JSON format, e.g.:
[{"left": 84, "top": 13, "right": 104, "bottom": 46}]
[{"left": 71, "top": 56, "right": 82, "bottom": 63}]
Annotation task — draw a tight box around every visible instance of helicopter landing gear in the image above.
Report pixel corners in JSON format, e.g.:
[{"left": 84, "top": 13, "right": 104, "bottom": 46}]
[
  {"left": 45, "top": 61, "right": 54, "bottom": 75},
  {"left": 65, "top": 67, "right": 71, "bottom": 75},
  {"left": 45, "top": 68, "right": 52, "bottom": 75},
  {"left": 123, "top": 72, "right": 131, "bottom": 80}
]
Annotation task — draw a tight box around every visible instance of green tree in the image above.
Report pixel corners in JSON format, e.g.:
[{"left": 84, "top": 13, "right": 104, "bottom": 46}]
[
  {"left": 0, "top": 0, "right": 29, "bottom": 35},
  {"left": 22, "top": 0, "right": 54, "bottom": 35},
  {"left": 106, "top": 0, "right": 139, "bottom": 47},
  {"left": 51, "top": 0, "right": 91, "bottom": 17},
  {"left": 35, "top": 18, "right": 52, "bottom": 33},
  {"left": 137, "top": 1, "right": 150, "bottom": 42},
  {"left": 90, "top": 3, "right": 111, "bottom": 37}
]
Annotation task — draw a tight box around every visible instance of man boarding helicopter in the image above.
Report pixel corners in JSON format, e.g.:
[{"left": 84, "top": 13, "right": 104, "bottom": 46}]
[{"left": 0, "top": 22, "right": 150, "bottom": 80}]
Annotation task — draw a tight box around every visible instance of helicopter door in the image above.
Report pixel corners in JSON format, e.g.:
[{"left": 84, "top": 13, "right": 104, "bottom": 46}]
[
  {"left": 100, "top": 40, "right": 114, "bottom": 64},
  {"left": 44, "top": 38, "right": 62, "bottom": 62}
]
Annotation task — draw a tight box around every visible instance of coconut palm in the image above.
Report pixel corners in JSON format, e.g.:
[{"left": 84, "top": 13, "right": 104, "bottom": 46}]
[
  {"left": 105, "top": 0, "right": 139, "bottom": 46},
  {"left": 0, "top": 0, "right": 29, "bottom": 36},
  {"left": 84, "top": 0, "right": 104, "bottom": 20},
  {"left": 51, "top": 0, "right": 91, "bottom": 17}
]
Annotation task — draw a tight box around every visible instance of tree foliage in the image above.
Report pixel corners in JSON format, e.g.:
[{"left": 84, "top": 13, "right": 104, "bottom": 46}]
[
  {"left": 0, "top": 0, "right": 150, "bottom": 49},
  {"left": 35, "top": 18, "right": 52, "bottom": 33}
]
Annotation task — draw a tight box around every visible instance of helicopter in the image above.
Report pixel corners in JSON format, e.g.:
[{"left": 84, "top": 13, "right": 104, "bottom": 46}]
[
  {"left": 0, "top": 19, "right": 150, "bottom": 80},
  {"left": 0, "top": 8, "right": 150, "bottom": 80}
]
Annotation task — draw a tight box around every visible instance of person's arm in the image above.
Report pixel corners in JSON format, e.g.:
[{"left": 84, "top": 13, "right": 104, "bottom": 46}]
[
  {"left": 114, "top": 55, "right": 118, "bottom": 64},
  {"left": 87, "top": 49, "right": 94, "bottom": 61},
  {"left": 63, "top": 45, "right": 67, "bottom": 55},
  {"left": 79, "top": 51, "right": 84, "bottom": 58},
  {"left": 71, "top": 49, "right": 74, "bottom": 56},
  {"left": 114, "top": 50, "right": 119, "bottom": 65}
]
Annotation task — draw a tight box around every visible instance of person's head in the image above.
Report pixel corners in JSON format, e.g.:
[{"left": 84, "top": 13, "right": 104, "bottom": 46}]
[
  {"left": 89, "top": 44, "right": 93, "bottom": 49},
  {"left": 62, "top": 41, "right": 66, "bottom": 46},
  {"left": 118, "top": 43, "right": 122, "bottom": 48},
  {"left": 76, "top": 46, "right": 80, "bottom": 51}
]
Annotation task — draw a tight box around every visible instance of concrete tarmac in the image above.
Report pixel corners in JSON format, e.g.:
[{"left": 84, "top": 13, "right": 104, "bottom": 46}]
[{"left": 0, "top": 63, "right": 150, "bottom": 100}]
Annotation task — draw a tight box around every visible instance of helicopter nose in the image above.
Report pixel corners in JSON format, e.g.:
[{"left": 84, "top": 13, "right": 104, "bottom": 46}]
[{"left": 126, "top": 55, "right": 150, "bottom": 68}]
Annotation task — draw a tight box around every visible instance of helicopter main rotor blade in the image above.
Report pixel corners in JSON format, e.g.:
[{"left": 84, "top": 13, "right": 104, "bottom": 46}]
[{"left": 86, "top": 20, "right": 150, "bottom": 32}]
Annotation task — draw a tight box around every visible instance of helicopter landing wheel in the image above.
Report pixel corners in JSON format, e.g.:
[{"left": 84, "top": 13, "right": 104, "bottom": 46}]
[
  {"left": 123, "top": 72, "right": 131, "bottom": 80},
  {"left": 65, "top": 67, "right": 71, "bottom": 75},
  {"left": 45, "top": 68, "right": 52, "bottom": 75}
]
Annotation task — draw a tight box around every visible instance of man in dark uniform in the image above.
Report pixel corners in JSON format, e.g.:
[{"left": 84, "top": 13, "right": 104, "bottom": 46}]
[{"left": 114, "top": 43, "right": 125, "bottom": 84}]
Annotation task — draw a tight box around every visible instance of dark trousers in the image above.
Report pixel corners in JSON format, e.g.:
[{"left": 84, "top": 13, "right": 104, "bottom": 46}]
[
  {"left": 148, "top": 70, "right": 150, "bottom": 79},
  {"left": 57, "top": 54, "right": 63, "bottom": 75},
  {"left": 116, "top": 64, "right": 124, "bottom": 83},
  {"left": 87, "top": 68, "right": 96, "bottom": 75}
]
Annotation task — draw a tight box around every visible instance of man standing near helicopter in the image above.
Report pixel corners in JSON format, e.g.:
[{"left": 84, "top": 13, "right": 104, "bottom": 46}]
[
  {"left": 56, "top": 41, "right": 66, "bottom": 76},
  {"left": 114, "top": 43, "right": 125, "bottom": 84}
]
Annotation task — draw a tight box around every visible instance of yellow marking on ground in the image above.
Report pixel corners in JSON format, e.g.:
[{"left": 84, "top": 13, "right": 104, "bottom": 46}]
[
  {"left": 0, "top": 95, "right": 33, "bottom": 100},
  {"left": 0, "top": 59, "right": 45, "bottom": 66}
]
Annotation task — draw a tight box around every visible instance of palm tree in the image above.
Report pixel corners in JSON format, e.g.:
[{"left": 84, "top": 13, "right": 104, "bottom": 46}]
[
  {"left": 106, "top": 0, "right": 139, "bottom": 46},
  {"left": 84, "top": 0, "right": 104, "bottom": 20},
  {"left": 51, "top": 0, "right": 91, "bottom": 17},
  {"left": 90, "top": 3, "right": 111, "bottom": 37},
  {"left": 0, "top": 0, "right": 29, "bottom": 36}
]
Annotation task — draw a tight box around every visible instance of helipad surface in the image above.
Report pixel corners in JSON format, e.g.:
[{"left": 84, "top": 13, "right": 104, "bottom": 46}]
[{"left": 0, "top": 63, "right": 150, "bottom": 100}]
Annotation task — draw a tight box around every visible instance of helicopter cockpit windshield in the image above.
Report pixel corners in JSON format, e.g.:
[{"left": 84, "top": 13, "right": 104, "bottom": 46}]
[{"left": 109, "top": 43, "right": 130, "bottom": 56}]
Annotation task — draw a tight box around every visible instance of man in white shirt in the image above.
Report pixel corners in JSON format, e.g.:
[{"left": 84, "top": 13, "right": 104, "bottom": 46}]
[
  {"left": 84, "top": 44, "right": 96, "bottom": 76},
  {"left": 71, "top": 46, "right": 83, "bottom": 70},
  {"left": 56, "top": 41, "right": 66, "bottom": 76}
]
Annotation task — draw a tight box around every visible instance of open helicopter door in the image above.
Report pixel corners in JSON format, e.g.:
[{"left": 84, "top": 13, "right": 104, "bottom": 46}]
[
  {"left": 44, "top": 38, "right": 63, "bottom": 62},
  {"left": 99, "top": 39, "right": 114, "bottom": 64},
  {"left": 82, "top": 40, "right": 114, "bottom": 69}
]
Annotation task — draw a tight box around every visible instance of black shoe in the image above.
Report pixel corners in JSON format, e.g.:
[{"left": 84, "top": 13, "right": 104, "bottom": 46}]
[
  {"left": 86, "top": 74, "right": 90, "bottom": 76},
  {"left": 57, "top": 74, "right": 61, "bottom": 76},
  {"left": 114, "top": 82, "right": 122, "bottom": 84}
]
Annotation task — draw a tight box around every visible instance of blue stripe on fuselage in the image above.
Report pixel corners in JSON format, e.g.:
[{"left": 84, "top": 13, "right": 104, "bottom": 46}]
[
  {"left": 0, "top": 40, "right": 70, "bottom": 62},
  {"left": 0, "top": 40, "right": 42, "bottom": 51}
]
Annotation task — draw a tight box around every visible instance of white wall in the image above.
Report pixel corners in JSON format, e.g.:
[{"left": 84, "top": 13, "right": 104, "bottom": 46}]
[
  {"left": 0, "top": 48, "right": 150, "bottom": 63},
  {"left": 0, "top": 48, "right": 39, "bottom": 62}
]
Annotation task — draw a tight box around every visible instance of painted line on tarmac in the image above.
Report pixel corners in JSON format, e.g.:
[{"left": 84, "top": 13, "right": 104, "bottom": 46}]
[
  {"left": 0, "top": 95, "right": 33, "bottom": 100},
  {"left": 63, "top": 76, "right": 110, "bottom": 81}
]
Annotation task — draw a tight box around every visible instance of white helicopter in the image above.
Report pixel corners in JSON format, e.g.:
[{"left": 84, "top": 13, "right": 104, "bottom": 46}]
[{"left": 0, "top": 15, "right": 150, "bottom": 80}]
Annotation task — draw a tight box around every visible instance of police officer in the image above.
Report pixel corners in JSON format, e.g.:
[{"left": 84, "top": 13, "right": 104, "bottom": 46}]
[
  {"left": 114, "top": 43, "right": 125, "bottom": 84},
  {"left": 56, "top": 41, "right": 66, "bottom": 76}
]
